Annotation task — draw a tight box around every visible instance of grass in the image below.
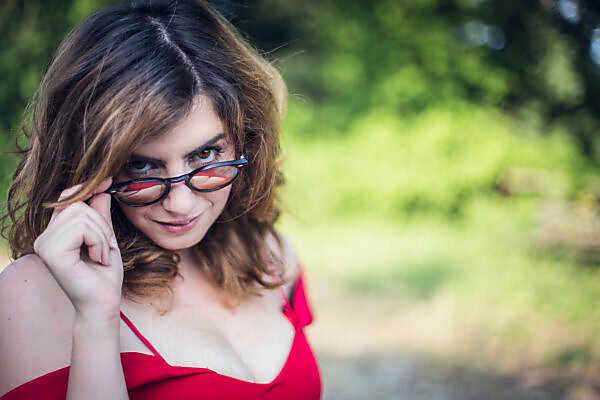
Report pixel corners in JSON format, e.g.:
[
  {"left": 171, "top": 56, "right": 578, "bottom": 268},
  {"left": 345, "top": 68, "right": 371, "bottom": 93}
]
[
  {"left": 276, "top": 101, "right": 600, "bottom": 386},
  {"left": 278, "top": 205, "right": 600, "bottom": 386},
  {"left": 279, "top": 199, "right": 600, "bottom": 325}
]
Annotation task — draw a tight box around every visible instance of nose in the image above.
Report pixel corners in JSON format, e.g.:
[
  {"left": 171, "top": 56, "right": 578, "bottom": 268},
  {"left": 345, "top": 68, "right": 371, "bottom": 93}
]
[{"left": 160, "top": 180, "right": 204, "bottom": 215}]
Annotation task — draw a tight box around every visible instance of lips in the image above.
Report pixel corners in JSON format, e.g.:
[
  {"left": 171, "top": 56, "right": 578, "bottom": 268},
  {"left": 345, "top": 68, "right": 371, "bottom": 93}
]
[
  {"left": 159, "top": 218, "right": 196, "bottom": 225},
  {"left": 154, "top": 216, "right": 200, "bottom": 234}
]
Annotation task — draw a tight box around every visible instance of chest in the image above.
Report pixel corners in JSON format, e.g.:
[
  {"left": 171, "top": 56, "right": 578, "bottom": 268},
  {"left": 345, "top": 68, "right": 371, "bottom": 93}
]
[{"left": 119, "top": 289, "right": 295, "bottom": 384}]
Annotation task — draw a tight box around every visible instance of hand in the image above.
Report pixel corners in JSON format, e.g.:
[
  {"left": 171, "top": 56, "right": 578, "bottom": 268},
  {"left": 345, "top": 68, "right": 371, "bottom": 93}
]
[{"left": 34, "top": 178, "right": 124, "bottom": 323}]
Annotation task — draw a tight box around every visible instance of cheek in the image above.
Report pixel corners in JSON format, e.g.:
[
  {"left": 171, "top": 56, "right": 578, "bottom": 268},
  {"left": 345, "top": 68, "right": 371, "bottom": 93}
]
[
  {"left": 206, "top": 187, "right": 232, "bottom": 214},
  {"left": 117, "top": 187, "right": 232, "bottom": 226},
  {"left": 115, "top": 189, "right": 233, "bottom": 250},
  {"left": 118, "top": 204, "right": 147, "bottom": 229}
]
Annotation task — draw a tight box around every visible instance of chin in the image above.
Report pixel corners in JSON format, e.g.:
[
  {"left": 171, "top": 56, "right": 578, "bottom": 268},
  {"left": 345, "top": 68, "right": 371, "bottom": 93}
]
[
  {"left": 146, "top": 232, "right": 208, "bottom": 252},
  {"left": 125, "top": 211, "right": 220, "bottom": 252}
]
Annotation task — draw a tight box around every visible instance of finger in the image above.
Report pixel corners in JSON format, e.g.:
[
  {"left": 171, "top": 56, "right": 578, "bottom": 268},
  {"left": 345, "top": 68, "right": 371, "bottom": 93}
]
[
  {"left": 58, "top": 183, "right": 84, "bottom": 202},
  {"left": 51, "top": 178, "right": 113, "bottom": 223},
  {"left": 93, "top": 177, "right": 113, "bottom": 195},
  {"left": 89, "top": 178, "right": 113, "bottom": 222},
  {"left": 50, "top": 202, "right": 116, "bottom": 250},
  {"left": 65, "top": 214, "right": 112, "bottom": 266},
  {"left": 89, "top": 177, "right": 114, "bottom": 230},
  {"left": 83, "top": 228, "right": 111, "bottom": 266},
  {"left": 65, "top": 216, "right": 112, "bottom": 266},
  {"left": 49, "top": 183, "right": 84, "bottom": 223},
  {"left": 108, "top": 245, "right": 124, "bottom": 271},
  {"left": 89, "top": 193, "right": 112, "bottom": 226},
  {"left": 38, "top": 215, "right": 111, "bottom": 267},
  {"left": 88, "top": 192, "right": 116, "bottom": 249},
  {"left": 74, "top": 212, "right": 111, "bottom": 265}
]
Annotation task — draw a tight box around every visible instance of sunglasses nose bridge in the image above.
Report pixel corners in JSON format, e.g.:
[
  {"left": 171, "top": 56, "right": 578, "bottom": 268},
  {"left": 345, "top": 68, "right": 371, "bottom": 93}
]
[
  {"left": 164, "top": 172, "right": 190, "bottom": 186},
  {"left": 164, "top": 172, "right": 200, "bottom": 196}
]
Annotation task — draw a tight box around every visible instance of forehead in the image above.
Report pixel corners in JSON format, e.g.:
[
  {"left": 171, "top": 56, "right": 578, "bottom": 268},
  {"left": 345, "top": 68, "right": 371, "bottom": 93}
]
[{"left": 131, "top": 96, "right": 231, "bottom": 159}]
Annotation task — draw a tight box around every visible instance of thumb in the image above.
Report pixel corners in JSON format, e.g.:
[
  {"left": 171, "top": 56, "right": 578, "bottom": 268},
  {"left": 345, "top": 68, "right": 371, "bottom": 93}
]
[
  {"left": 89, "top": 178, "right": 114, "bottom": 229},
  {"left": 89, "top": 193, "right": 113, "bottom": 227}
]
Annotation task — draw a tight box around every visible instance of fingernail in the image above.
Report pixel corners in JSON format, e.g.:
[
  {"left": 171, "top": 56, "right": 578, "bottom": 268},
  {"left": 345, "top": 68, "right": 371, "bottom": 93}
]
[{"left": 110, "top": 235, "right": 119, "bottom": 249}]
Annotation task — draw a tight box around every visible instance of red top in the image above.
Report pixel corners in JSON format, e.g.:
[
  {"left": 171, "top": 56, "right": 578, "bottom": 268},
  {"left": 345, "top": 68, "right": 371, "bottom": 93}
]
[{"left": 1, "top": 274, "right": 322, "bottom": 400}]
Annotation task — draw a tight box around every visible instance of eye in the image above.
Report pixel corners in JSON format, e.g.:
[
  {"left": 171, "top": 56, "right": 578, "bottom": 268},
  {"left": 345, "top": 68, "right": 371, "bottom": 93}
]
[
  {"left": 191, "top": 147, "right": 222, "bottom": 164},
  {"left": 124, "top": 160, "right": 154, "bottom": 175}
]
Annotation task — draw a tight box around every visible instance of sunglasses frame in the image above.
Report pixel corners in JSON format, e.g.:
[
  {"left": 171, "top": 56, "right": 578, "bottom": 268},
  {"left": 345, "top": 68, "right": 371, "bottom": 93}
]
[{"left": 106, "top": 154, "right": 248, "bottom": 207}]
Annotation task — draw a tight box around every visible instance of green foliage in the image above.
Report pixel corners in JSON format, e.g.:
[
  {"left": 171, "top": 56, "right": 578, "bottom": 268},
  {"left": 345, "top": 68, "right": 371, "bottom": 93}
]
[
  {"left": 235, "top": 0, "right": 600, "bottom": 158},
  {"left": 345, "top": 258, "right": 458, "bottom": 299},
  {"left": 279, "top": 91, "right": 600, "bottom": 374},
  {"left": 281, "top": 99, "right": 590, "bottom": 222},
  {"left": 0, "top": 0, "right": 118, "bottom": 208}
]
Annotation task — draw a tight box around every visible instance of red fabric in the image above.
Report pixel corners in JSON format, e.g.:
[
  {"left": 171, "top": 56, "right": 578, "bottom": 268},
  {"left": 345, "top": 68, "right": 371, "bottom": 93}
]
[{"left": 1, "top": 273, "right": 321, "bottom": 400}]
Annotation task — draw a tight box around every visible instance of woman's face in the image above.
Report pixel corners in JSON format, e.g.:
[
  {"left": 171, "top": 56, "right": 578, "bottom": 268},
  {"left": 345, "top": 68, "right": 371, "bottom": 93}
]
[{"left": 114, "top": 96, "right": 235, "bottom": 253}]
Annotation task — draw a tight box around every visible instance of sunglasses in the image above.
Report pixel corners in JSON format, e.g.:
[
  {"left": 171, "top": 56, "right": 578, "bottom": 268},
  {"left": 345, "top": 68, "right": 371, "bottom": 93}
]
[{"left": 106, "top": 154, "right": 248, "bottom": 207}]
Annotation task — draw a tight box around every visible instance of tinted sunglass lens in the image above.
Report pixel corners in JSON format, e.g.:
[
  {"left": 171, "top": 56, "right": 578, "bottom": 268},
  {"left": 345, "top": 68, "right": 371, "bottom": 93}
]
[
  {"left": 190, "top": 165, "right": 238, "bottom": 190},
  {"left": 113, "top": 181, "right": 166, "bottom": 205}
]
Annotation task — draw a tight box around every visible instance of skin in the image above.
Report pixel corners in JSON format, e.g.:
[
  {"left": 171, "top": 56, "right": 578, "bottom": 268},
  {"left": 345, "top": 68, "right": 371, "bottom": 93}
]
[
  {"left": 115, "top": 97, "right": 234, "bottom": 254},
  {"left": 0, "top": 96, "right": 299, "bottom": 398}
]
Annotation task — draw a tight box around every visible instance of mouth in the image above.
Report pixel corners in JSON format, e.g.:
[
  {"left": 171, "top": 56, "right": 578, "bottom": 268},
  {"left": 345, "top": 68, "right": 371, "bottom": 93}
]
[{"left": 154, "top": 216, "right": 201, "bottom": 234}]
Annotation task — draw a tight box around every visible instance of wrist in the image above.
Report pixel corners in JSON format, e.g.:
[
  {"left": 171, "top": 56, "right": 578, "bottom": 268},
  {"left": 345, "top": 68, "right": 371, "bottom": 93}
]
[
  {"left": 73, "top": 310, "right": 121, "bottom": 337},
  {"left": 69, "top": 309, "right": 126, "bottom": 400},
  {"left": 73, "top": 297, "right": 122, "bottom": 325}
]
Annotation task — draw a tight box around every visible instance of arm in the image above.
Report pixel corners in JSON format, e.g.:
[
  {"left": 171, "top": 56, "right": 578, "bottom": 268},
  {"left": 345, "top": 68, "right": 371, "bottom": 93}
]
[
  {"left": 0, "top": 255, "right": 73, "bottom": 397},
  {"left": 32, "top": 179, "right": 128, "bottom": 400},
  {"left": 67, "top": 315, "right": 126, "bottom": 400}
]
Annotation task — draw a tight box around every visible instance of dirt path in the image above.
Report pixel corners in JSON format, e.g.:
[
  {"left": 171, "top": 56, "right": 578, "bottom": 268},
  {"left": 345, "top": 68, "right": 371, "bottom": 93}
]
[
  {"left": 306, "top": 278, "right": 597, "bottom": 400},
  {"left": 316, "top": 352, "right": 571, "bottom": 400}
]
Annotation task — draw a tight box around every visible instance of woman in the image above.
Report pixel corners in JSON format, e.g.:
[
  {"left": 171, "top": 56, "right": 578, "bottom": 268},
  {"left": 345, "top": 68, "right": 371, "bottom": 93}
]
[{"left": 0, "top": 0, "right": 321, "bottom": 399}]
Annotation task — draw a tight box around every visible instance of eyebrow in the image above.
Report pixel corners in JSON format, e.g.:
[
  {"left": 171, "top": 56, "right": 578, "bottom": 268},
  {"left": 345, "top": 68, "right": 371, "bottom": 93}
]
[{"left": 128, "top": 133, "right": 228, "bottom": 164}]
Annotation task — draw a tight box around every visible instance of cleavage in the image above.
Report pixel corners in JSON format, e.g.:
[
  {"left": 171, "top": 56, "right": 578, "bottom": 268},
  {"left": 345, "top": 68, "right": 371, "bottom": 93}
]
[{"left": 119, "top": 292, "right": 295, "bottom": 383}]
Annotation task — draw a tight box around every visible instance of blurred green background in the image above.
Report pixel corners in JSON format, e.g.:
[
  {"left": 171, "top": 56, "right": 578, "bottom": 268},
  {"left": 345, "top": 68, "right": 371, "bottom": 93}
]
[{"left": 2, "top": 0, "right": 600, "bottom": 398}]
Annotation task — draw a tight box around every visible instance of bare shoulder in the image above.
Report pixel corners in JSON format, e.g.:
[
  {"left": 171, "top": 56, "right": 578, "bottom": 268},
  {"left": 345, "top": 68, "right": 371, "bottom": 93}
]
[
  {"left": 0, "top": 254, "right": 74, "bottom": 395},
  {"left": 0, "top": 253, "right": 73, "bottom": 319},
  {"left": 265, "top": 231, "right": 301, "bottom": 300},
  {"left": 1, "top": 254, "right": 68, "bottom": 302}
]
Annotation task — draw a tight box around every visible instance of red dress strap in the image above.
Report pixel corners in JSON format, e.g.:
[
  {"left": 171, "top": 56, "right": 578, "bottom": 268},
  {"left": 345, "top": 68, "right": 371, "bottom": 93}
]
[
  {"left": 0, "top": 273, "right": 321, "bottom": 400},
  {"left": 120, "top": 311, "right": 164, "bottom": 359},
  {"left": 278, "top": 286, "right": 292, "bottom": 309},
  {"left": 291, "top": 271, "right": 314, "bottom": 328},
  {"left": 278, "top": 269, "right": 314, "bottom": 328}
]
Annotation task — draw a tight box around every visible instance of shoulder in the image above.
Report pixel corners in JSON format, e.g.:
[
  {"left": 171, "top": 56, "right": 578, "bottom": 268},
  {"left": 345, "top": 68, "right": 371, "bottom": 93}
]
[
  {"left": 0, "top": 254, "right": 73, "bottom": 318},
  {"left": 0, "top": 254, "right": 68, "bottom": 304},
  {"left": 265, "top": 231, "right": 301, "bottom": 300},
  {"left": 0, "top": 254, "right": 74, "bottom": 396}
]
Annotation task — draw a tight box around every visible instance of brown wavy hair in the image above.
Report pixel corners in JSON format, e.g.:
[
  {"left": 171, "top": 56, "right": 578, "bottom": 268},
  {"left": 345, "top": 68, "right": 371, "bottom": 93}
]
[{"left": 1, "top": 0, "right": 287, "bottom": 306}]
